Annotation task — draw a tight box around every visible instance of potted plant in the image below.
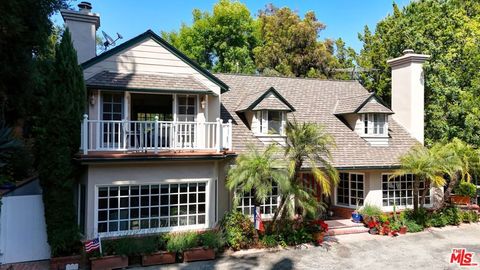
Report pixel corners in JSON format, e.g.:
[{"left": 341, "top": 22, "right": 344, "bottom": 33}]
[
  {"left": 351, "top": 202, "right": 362, "bottom": 223},
  {"left": 451, "top": 182, "right": 477, "bottom": 205},
  {"left": 142, "top": 234, "right": 176, "bottom": 266},
  {"left": 359, "top": 204, "right": 382, "bottom": 225},
  {"left": 89, "top": 238, "right": 130, "bottom": 270},
  {"left": 50, "top": 254, "right": 83, "bottom": 270},
  {"left": 310, "top": 220, "right": 328, "bottom": 245},
  {"left": 166, "top": 231, "right": 198, "bottom": 262},
  {"left": 183, "top": 230, "right": 224, "bottom": 262}
]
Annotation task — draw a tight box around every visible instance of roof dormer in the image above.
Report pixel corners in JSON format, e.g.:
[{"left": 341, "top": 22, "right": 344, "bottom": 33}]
[
  {"left": 335, "top": 93, "right": 393, "bottom": 146},
  {"left": 236, "top": 87, "right": 294, "bottom": 139}
]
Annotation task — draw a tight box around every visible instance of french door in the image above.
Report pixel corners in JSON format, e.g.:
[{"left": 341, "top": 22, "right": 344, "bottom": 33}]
[
  {"left": 176, "top": 95, "right": 197, "bottom": 148},
  {"left": 101, "top": 92, "right": 124, "bottom": 148}
]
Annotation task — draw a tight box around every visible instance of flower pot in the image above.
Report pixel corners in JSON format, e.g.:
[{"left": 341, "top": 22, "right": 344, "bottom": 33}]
[
  {"left": 450, "top": 195, "right": 470, "bottom": 205},
  {"left": 183, "top": 247, "right": 215, "bottom": 262},
  {"left": 50, "top": 255, "right": 82, "bottom": 270},
  {"left": 142, "top": 251, "right": 176, "bottom": 266},
  {"left": 90, "top": 255, "right": 128, "bottom": 270},
  {"left": 351, "top": 212, "right": 362, "bottom": 223},
  {"left": 312, "top": 232, "right": 325, "bottom": 244},
  {"left": 399, "top": 226, "right": 407, "bottom": 235}
]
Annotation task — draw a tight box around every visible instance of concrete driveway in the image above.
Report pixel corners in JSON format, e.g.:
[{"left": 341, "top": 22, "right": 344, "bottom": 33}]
[{"left": 134, "top": 223, "right": 480, "bottom": 270}]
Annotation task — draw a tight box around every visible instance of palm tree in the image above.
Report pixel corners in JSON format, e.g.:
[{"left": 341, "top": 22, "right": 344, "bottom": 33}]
[
  {"left": 441, "top": 138, "right": 480, "bottom": 206},
  {"left": 226, "top": 144, "right": 289, "bottom": 232},
  {"left": 391, "top": 144, "right": 446, "bottom": 212},
  {"left": 271, "top": 120, "right": 339, "bottom": 224}
]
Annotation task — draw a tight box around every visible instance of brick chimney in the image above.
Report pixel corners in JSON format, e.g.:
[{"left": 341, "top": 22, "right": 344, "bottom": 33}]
[
  {"left": 387, "top": 49, "right": 430, "bottom": 145},
  {"left": 60, "top": 2, "right": 100, "bottom": 64}
]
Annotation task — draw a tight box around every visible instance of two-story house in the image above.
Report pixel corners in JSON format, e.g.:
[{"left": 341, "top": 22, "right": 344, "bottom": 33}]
[{"left": 62, "top": 3, "right": 434, "bottom": 239}]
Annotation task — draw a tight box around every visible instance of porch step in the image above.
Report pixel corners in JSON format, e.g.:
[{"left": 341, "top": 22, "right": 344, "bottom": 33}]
[
  {"left": 326, "top": 226, "right": 369, "bottom": 236},
  {"left": 325, "top": 218, "right": 368, "bottom": 236}
]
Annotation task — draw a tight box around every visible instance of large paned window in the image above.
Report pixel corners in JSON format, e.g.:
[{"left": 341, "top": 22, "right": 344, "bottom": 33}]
[
  {"left": 336, "top": 173, "right": 364, "bottom": 207},
  {"left": 257, "top": 110, "right": 285, "bottom": 135},
  {"left": 362, "top": 114, "right": 387, "bottom": 136},
  {"left": 236, "top": 184, "right": 279, "bottom": 217},
  {"left": 382, "top": 174, "right": 430, "bottom": 207},
  {"left": 97, "top": 182, "right": 207, "bottom": 235}
]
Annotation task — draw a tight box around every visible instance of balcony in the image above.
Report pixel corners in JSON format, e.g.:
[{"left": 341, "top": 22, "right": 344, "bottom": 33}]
[{"left": 80, "top": 115, "right": 232, "bottom": 155}]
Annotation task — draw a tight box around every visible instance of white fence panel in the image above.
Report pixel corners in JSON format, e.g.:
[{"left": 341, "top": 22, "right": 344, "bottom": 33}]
[{"left": 0, "top": 195, "right": 50, "bottom": 264}]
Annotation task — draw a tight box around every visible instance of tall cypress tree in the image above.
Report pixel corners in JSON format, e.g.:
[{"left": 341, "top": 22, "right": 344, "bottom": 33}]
[{"left": 36, "top": 29, "right": 85, "bottom": 256}]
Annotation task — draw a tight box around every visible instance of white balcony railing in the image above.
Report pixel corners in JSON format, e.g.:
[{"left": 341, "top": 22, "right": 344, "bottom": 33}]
[{"left": 80, "top": 115, "right": 232, "bottom": 155}]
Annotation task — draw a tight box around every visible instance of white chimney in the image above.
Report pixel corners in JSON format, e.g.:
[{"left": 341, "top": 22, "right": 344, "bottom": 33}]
[
  {"left": 387, "top": 49, "right": 430, "bottom": 145},
  {"left": 60, "top": 2, "right": 100, "bottom": 64}
]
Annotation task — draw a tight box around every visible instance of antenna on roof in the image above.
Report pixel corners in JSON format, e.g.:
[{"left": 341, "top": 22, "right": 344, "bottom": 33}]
[
  {"left": 102, "top": 31, "right": 123, "bottom": 51},
  {"left": 332, "top": 66, "right": 379, "bottom": 80}
]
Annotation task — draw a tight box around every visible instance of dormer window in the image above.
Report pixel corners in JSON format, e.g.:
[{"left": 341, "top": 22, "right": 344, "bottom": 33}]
[
  {"left": 362, "top": 113, "right": 388, "bottom": 136},
  {"left": 257, "top": 110, "right": 286, "bottom": 135}
]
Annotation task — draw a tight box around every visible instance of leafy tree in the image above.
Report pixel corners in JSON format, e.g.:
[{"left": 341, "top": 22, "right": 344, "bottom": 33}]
[
  {"left": 357, "top": 1, "right": 480, "bottom": 146},
  {"left": 35, "top": 29, "right": 84, "bottom": 256},
  {"left": 253, "top": 5, "right": 338, "bottom": 78},
  {"left": 271, "top": 120, "right": 339, "bottom": 227},
  {"left": 162, "top": 0, "right": 257, "bottom": 73},
  {"left": 0, "top": 0, "right": 66, "bottom": 125},
  {"left": 392, "top": 144, "right": 446, "bottom": 211},
  {"left": 439, "top": 138, "right": 480, "bottom": 206}
]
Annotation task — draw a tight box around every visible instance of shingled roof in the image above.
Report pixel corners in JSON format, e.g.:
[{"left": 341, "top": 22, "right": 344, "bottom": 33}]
[
  {"left": 236, "top": 87, "right": 295, "bottom": 112},
  {"left": 86, "top": 71, "right": 213, "bottom": 94},
  {"left": 217, "top": 74, "right": 418, "bottom": 169},
  {"left": 334, "top": 93, "right": 393, "bottom": 115}
]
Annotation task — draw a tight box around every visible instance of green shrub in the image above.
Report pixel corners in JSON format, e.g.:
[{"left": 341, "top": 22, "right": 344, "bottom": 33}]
[
  {"left": 404, "top": 208, "right": 432, "bottom": 227},
  {"left": 454, "top": 182, "right": 477, "bottom": 198},
  {"left": 220, "top": 211, "right": 256, "bottom": 250},
  {"left": 442, "top": 206, "right": 461, "bottom": 226},
  {"left": 166, "top": 232, "right": 198, "bottom": 253},
  {"left": 405, "top": 220, "right": 424, "bottom": 233},
  {"left": 199, "top": 230, "right": 225, "bottom": 251},
  {"left": 102, "top": 236, "right": 159, "bottom": 256},
  {"left": 275, "top": 219, "right": 313, "bottom": 246},
  {"left": 430, "top": 212, "right": 448, "bottom": 227},
  {"left": 359, "top": 204, "right": 383, "bottom": 219},
  {"left": 260, "top": 235, "right": 278, "bottom": 248},
  {"left": 461, "top": 210, "right": 479, "bottom": 223}
]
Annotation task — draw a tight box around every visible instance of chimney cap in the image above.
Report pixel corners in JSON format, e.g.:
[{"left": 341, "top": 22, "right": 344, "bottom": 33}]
[
  {"left": 403, "top": 49, "right": 415, "bottom": 54},
  {"left": 78, "top": 1, "right": 92, "bottom": 11},
  {"left": 387, "top": 50, "right": 430, "bottom": 67}
]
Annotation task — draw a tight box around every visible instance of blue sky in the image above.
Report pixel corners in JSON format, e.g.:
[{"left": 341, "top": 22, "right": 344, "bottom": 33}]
[{"left": 52, "top": 0, "right": 411, "bottom": 52}]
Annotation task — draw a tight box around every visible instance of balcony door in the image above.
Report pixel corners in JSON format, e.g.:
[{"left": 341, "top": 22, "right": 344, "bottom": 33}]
[
  {"left": 101, "top": 92, "right": 124, "bottom": 149},
  {"left": 176, "top": 95, "right": 197, "bottom": 148}
]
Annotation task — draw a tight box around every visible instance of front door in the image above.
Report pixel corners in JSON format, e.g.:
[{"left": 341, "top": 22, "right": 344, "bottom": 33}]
[{"left": 101, "top": 92, "right": 124, "bottom": 149}]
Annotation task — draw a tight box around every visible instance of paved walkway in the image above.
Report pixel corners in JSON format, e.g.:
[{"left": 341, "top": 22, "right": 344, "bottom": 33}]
[{"left": 133, "top": 223, "right": 480, "bottom": 270}]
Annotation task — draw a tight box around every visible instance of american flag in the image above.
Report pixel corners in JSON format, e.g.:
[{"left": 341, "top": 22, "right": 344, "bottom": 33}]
[
  {"left": 253, "top": 206, "right": 265, "bottom": 232},
  {"left": 85, "top": 237, "right": 101, "bottom": 253}
]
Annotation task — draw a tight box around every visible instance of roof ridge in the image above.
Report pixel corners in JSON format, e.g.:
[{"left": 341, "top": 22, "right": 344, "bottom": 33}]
[{"left": 214, "top": 73, "right": 359, "bottom": 82}]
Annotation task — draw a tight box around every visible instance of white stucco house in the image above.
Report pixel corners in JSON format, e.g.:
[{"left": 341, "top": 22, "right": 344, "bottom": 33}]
[{"left": 61, "top": 2, "right": 435, "bottom": 239}]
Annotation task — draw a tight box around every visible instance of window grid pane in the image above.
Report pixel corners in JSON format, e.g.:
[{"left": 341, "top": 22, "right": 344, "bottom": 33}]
[
  {"left": 237, "top": 183, "right": 279, "bottom": 216},
  {"left": 382, "top": 174, "right": 430, "bottom": 207},
  {"left": 97, "top": 182, "right": 206, "bottom": 234}
]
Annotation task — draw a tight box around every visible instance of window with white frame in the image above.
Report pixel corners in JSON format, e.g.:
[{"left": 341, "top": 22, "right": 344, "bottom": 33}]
[
  {"left": 256, "top": 110, "right": 286, "bottom": 135},
  {"left": 177, "top": 95, "right": 197, "bottom": 122},
  {"left": 336, "top": 172, "right": 364, "bottom": 207},
  {"left": 382, "top": 174, "right": 431, "bottom": 207},
  {"left": 97, "top": 183, "right": 207, "bottom": 234},
  {"left": 236, "top": 183, "right": 279, "bottom": 217},
  {"left": 362, "top": 113, "right": 387, "bottom": 136}
]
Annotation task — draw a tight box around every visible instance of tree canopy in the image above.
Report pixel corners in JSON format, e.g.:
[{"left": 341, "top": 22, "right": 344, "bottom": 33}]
[
  {"left": 162, "top": 0, "right": 356, "bottom": 78},
  {"left": 357, "top": 0, "right": 480, "bottom": 147}
]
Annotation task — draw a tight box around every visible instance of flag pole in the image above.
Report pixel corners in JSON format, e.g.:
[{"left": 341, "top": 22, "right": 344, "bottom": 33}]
[{"left": 98, "top": 235, "right": 103, "bottom": 256}]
